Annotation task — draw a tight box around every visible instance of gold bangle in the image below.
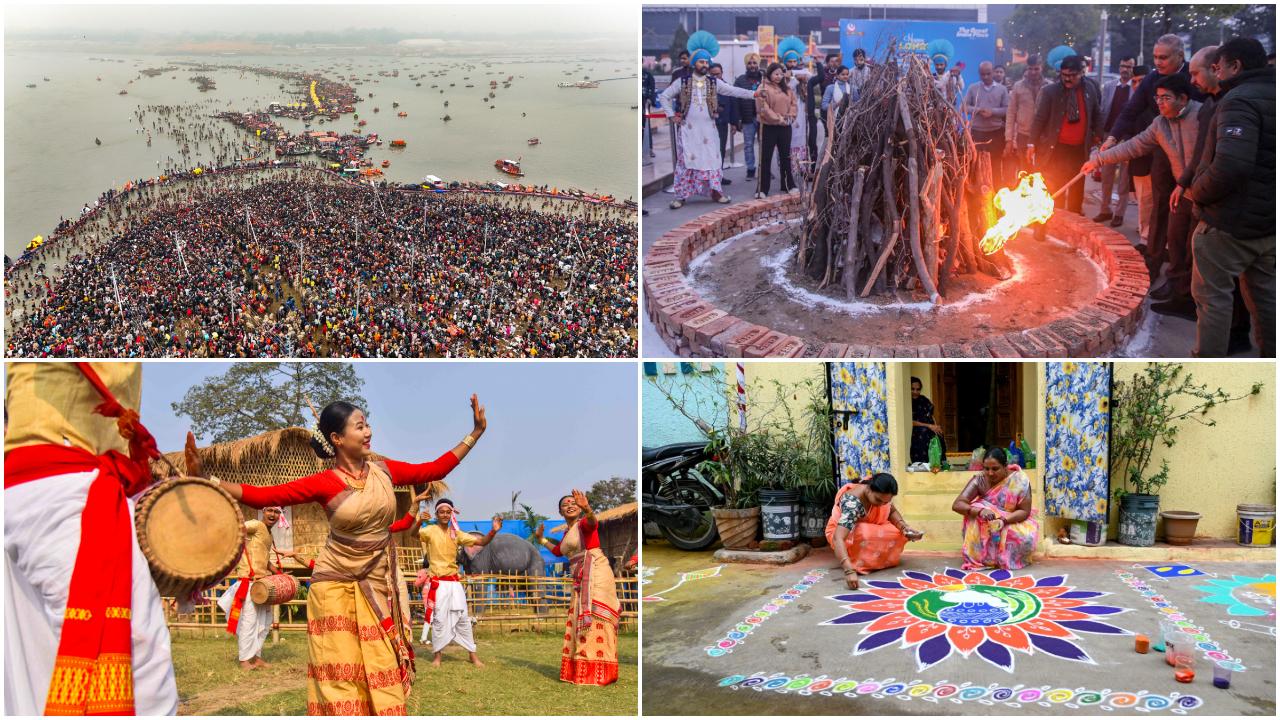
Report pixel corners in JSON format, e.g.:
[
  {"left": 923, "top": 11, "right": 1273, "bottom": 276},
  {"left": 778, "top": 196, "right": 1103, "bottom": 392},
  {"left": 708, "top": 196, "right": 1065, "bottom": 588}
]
[{"left": 460, "top": 435, "right": 475, "bottom": 448}]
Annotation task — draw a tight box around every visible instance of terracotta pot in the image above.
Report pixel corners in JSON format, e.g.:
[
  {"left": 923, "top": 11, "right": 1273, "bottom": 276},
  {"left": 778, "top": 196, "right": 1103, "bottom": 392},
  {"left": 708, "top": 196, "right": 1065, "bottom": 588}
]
[
  {"left": 1161, "top": 510, "right": 1202, "bottom": 546},
  {"left": 712, "top": 506, "right": 760, "bottom": 550}
]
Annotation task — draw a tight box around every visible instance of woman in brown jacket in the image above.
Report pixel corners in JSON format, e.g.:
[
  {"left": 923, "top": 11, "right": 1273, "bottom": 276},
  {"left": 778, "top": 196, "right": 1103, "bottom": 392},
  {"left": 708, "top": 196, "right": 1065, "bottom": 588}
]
[{"left": 755, "top": 63, "right": 798, "bottom": 197}]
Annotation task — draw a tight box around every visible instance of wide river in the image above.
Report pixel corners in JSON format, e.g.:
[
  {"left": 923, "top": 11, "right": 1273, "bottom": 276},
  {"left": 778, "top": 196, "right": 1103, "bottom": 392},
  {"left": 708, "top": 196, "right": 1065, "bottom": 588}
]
[{"left": 4, "top": 50, "right": 637, "bottom": 258}]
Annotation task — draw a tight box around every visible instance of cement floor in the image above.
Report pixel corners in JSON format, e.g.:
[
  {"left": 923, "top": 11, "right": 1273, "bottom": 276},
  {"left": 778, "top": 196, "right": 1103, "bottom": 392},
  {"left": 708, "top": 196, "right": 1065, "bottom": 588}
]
[{"left": 641, "top": 541, "right": 1276, "bottom": 716}]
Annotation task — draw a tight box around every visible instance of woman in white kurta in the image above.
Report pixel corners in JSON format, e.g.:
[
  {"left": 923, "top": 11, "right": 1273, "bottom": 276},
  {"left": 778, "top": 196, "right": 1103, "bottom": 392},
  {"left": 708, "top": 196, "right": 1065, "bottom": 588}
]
[
  {"left": 658, "top": 62, "right": 758, "bottom": 208},
  {"left": 787, "top": 66, "right": 812, "bottom": 182}
]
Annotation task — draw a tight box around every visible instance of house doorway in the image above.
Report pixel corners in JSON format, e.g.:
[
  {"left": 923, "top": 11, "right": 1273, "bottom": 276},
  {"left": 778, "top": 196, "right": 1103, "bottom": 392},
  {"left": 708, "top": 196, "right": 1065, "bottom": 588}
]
[{"left": 930, "top": 363, "right": 1023, "bottom": 459}]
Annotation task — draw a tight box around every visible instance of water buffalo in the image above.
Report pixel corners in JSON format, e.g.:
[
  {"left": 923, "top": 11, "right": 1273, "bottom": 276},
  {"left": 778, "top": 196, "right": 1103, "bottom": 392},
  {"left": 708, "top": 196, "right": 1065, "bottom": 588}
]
[
  {"left": 458, "top": 532, "right": 544, "bottom": 577},
  {"left": 458, "top": 533, "right": 548, "bottom": 616}
]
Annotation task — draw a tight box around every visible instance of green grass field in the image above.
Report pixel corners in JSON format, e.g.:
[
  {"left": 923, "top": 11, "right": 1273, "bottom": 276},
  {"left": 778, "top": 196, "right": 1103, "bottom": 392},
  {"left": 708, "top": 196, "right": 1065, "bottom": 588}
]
[{"left": 171, "top": 631, "right": 637, "bottom": 715}]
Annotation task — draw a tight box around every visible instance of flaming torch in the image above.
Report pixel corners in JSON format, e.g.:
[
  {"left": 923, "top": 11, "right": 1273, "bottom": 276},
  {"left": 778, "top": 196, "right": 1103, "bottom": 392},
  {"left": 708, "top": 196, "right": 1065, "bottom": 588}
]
[
  {"left": 980, "top": 171, "right": 1089, "bottom": 255},
  {"left": 980, "top": 172, "right": 1055, "bottom": 254}
]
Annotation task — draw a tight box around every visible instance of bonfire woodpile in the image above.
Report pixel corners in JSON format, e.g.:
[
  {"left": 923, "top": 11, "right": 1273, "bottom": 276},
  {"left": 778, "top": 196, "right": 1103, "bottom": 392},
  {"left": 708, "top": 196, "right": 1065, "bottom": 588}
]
[{"left": 801, "top": 51, "right": 1014, "bottom": 303}]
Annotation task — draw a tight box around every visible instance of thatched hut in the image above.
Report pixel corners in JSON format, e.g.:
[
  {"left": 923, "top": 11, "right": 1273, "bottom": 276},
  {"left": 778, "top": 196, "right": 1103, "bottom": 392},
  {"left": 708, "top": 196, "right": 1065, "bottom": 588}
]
[
  {"left": 550, "top": 502, "right": 637, "bottom": 572},
  {"left": 150, "top": 427, "right": 428, "bottom": 565}
]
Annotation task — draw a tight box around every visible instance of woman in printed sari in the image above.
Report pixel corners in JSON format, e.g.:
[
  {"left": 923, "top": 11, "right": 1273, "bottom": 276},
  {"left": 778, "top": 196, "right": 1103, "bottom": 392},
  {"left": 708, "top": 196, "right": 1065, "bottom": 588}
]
[
  {"left": 220, "top": 395, "right": 486, "bottom": 715},
  {"left": 533, "top": 489, "right": 620, "bottom": 686},
  {"left": 826, "top": 473, "right": 924, "bottom": 590},
  {"left": 951, "top": 447, "right": 1039, "bottom": 570}
]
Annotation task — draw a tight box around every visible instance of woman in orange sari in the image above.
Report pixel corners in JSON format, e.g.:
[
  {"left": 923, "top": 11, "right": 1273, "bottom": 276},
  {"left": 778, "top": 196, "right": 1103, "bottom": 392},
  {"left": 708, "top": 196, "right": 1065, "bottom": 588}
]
[
  {"left": 534, "top": 489, "right": 620, "bottom": 686},
  {"left": 825, "top": 473, "right": 924, "bottom": 590},
  {"left": 220, "top": 395, "right": 486, "bottom": 715}
]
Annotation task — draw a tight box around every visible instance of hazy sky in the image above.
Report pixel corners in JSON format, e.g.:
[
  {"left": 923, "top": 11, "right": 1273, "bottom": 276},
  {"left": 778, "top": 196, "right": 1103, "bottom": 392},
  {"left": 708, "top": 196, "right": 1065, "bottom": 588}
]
[
  {"left": 3, "top": 2, "right": 636, "bottom": 42},
  {"left": 140, "top": 361, "right": 637, "bottom": 519}
]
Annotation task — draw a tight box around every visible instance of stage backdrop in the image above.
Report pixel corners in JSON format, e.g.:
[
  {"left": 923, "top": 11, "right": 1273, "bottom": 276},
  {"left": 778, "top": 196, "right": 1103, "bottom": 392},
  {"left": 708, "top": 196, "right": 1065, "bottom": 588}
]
[{"left": 838, "top": 19, "right": 997, "bottom": 91}]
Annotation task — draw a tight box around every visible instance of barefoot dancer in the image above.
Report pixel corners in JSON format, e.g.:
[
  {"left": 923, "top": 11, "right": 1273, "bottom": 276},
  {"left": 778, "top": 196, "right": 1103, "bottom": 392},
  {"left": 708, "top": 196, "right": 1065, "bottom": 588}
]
[
  {"left": 218, "top": 395, "right": 486, "bottom": 715},
  {"left": 218, "top": 506, "right": 287, "bottom": 670},
  {"left": 419, "top": 501, "right": 501, "bottom": 667},
  {"left": 534, "top": 490, "right": 621, "bottom": 685}
]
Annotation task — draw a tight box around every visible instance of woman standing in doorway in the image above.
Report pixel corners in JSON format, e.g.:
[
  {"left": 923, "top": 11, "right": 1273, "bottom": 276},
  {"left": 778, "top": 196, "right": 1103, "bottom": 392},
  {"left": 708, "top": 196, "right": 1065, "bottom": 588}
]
[{"left": 910, "top": 376, "right": 945, "bottom": 464}]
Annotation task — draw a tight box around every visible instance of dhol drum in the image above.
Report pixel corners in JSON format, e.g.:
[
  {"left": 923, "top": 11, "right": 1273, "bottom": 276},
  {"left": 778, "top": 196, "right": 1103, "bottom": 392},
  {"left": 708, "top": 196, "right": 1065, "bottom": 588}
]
[
  {"left": 251, "top": 573, "right": 299, "bottom": 605},
  {"left": 135, "top": 476, "right": 244, "bottom": 598}
]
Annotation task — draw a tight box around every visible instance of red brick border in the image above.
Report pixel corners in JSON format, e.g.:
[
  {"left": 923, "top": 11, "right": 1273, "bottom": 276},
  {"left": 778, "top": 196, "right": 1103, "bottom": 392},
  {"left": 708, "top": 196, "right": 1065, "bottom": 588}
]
[{"left": 643, "top": 195, "right": 1148, "bottom": 357}]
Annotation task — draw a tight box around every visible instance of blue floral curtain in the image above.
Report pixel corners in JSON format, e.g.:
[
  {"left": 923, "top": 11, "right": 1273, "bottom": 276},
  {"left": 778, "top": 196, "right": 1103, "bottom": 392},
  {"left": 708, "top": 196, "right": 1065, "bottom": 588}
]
[
  {"left": 829, "top": 362, "right": 890, "bottom": 485},
  {"left": 1043, "top": 362, "right": 1112, "bottom": 521}
]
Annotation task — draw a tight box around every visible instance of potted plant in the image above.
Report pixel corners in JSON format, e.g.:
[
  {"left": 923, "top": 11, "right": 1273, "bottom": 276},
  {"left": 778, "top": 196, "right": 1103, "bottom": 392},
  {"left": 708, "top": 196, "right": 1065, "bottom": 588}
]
[
  {"left": 699, "top": 430, "right": 762, "bottom": 550},
  {"left": 1111, "top": 363, "right": 1262, "bottom": 546},
  {"left": 796, "top": 384, "right": 837, "bottom": 543}
]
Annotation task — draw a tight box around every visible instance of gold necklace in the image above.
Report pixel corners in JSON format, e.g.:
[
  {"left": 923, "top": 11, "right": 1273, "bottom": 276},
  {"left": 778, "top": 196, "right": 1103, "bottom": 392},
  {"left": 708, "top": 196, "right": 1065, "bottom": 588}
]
[{"left": 337, "top": 462, "right": 369, "bottom": 488}]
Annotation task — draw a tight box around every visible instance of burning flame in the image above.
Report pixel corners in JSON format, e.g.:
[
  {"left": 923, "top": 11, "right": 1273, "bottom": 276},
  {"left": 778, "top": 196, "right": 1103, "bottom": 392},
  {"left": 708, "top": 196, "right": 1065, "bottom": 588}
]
[{"left": 980, "top": 172, "right": 1055, "bottom": 255}]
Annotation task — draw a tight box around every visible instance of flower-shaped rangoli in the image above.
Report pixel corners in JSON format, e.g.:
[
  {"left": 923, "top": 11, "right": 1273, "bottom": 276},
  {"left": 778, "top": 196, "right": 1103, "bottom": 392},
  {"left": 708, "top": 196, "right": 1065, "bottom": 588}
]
[{"left": 822, "top": 567, "right": 1130, "bottom": 672}]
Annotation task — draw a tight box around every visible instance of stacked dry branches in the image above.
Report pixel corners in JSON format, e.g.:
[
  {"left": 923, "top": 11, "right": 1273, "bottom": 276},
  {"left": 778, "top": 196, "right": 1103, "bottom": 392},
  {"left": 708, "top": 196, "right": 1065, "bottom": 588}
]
[{"left": 800, "top": 51, "right": 1011, "bottom": 303}]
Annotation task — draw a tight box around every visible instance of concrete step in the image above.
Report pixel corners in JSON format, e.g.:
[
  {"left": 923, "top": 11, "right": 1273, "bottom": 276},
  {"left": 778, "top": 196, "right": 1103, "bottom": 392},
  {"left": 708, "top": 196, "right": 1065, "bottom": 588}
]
[
  {"left": 896, "top": 470, "right": 975, "bottom": 495},
  {"left": 894, "top": 490, "right": 966, "bottom": 517},
  {"left": 897, "top": 513, "right": 964, "bottom": 545}
]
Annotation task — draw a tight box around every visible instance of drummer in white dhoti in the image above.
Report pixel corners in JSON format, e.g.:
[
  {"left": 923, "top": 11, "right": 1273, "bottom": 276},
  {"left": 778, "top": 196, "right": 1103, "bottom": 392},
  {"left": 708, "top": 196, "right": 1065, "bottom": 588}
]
[
  {"left": 4, "top": 362, "right": 178, "bottom": 715},
  {"left": 417, "top": 499, "right": 501, "bottom": 666},
  {"left": 218, "top": 506, "right": 293, "bottom": 670},
  {"left": 659, "top": 30, "right": 761, "bottom": 209}
]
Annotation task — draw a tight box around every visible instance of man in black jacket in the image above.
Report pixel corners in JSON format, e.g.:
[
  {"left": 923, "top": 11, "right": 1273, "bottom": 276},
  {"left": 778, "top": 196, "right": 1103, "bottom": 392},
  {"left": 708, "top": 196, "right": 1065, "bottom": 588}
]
[
  {"left": 1177, "top": 47, "right": 1254, "bottom": 354},
  {"left": 733, "top": 53, "right": 763, "bottom": 179},
  {"left": 1026, "top": 55, "right": 1103, "bottom": 240},
  {"left": 1187, "top": 37, "right": 1275, "bottom": 358},
  {"left": 1106, "top": 35, "right": 1205, "bottom": 279}
]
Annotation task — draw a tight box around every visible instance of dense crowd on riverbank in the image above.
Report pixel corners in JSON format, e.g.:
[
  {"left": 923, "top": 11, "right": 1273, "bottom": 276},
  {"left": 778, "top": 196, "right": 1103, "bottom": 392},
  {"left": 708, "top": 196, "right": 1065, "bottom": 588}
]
[{"left": 6, "top": 177, "right": 636, "bottom": 358}]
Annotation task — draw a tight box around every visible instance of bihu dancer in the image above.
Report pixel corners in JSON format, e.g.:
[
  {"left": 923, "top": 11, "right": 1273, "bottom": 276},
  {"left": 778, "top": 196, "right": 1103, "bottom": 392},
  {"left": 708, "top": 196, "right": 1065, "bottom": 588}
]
[
  {"left": 416, "top": 500, "right": 502, "bottom": 666},
  {"left": 217, "top": 505, "right": 289, "bottom": 670},
  {"left": 4, "top": 362, "right": 179, "bottom": 715},
  {"left": 533, "top": 489, "right": 621, "bottom": 686},
  {"left": 218, "top": 395, "right": 485, "bottom": 715}
]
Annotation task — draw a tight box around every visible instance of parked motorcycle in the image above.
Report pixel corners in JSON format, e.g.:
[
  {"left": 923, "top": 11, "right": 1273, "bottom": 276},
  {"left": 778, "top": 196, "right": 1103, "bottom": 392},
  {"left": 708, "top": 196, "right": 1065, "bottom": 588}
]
[{"left": 641, "top": 441, "right": 723, "bottom": 551}]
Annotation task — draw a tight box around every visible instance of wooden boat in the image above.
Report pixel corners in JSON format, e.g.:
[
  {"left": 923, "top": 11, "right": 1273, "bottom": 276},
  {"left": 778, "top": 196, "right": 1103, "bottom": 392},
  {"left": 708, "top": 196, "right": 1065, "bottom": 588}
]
[
  {"left": 527, "top": 138, "right": 540, "bottom": 146},
  {"left": 390, "top": 139, "right": 406, "bottom": 148},
  {"left": 397, "top": 111, "right": 408, "bottom": 117},
  {"left": 381, "top": 160, "right": 390, "bottom": 168}
]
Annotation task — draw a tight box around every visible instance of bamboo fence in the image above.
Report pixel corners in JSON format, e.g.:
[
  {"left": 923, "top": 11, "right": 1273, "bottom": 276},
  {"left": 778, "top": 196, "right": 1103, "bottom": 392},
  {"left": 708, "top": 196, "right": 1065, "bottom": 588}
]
[{"left": 166, "top": 572, "right": 639, "bottom": 638}]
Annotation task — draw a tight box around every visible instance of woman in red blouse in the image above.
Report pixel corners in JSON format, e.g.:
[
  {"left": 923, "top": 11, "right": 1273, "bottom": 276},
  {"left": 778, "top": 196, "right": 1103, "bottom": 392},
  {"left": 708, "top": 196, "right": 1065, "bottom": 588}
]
[
  {"left": 535, "top": 489, "right": 621, "bottom": 686},
  {"left": 220, "top": 395, "right": 486, "bottom": 716}
]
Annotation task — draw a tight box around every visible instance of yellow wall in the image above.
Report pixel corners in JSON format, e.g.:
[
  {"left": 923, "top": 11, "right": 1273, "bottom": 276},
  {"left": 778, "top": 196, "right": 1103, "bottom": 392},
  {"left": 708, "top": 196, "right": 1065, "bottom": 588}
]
[
  {"left": 718, "top": 361, "right": 1275, "bottom": 543},
  {"left": 730, "top": 362, "right": 826, "bottom": 431},
  {"left": 1109, "top": 362, "right": 1276, "bottom": 540}
]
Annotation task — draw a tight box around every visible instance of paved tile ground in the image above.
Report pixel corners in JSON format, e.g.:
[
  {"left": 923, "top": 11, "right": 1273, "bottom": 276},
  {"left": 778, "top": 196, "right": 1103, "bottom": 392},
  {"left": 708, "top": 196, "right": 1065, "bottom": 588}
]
[
  {"left": 639, "top": 161, "right": 1256, "bottom": 359},
  {"left": 641, "top": 542, "right": 1276, "bottom": 716}
]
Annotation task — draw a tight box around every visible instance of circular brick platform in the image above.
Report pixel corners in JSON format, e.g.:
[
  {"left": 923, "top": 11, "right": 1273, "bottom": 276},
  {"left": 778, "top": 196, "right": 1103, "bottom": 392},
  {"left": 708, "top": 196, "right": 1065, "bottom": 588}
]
[{"left": 644, "top": 194, "right": 1149, "bottom": 358}]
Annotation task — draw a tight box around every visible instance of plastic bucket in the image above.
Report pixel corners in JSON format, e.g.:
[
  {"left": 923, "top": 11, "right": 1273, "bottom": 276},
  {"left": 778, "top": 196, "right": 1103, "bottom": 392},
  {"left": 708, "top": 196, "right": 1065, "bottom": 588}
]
[
  {"left": 800, "top": 501, "right": 827, "bottom": 539},
  {"left": 1119, "top": 494, "right": 1160, "bottom": 547},
  {"left": 760, "top": 489, "right": 800, "bottom": 541},
  {"left": 1069, "top": 519, "right": 1107, "bottom": 546},
  {"left": 1237, "top": 504, "right": 1276, "bottom": 547}
]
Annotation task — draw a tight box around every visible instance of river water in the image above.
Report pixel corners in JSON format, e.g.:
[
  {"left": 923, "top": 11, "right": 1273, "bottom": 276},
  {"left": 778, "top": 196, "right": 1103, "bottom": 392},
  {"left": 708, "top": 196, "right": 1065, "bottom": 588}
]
[{"left": 4, "top": 50, "right": 638, "bottom": 258}]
